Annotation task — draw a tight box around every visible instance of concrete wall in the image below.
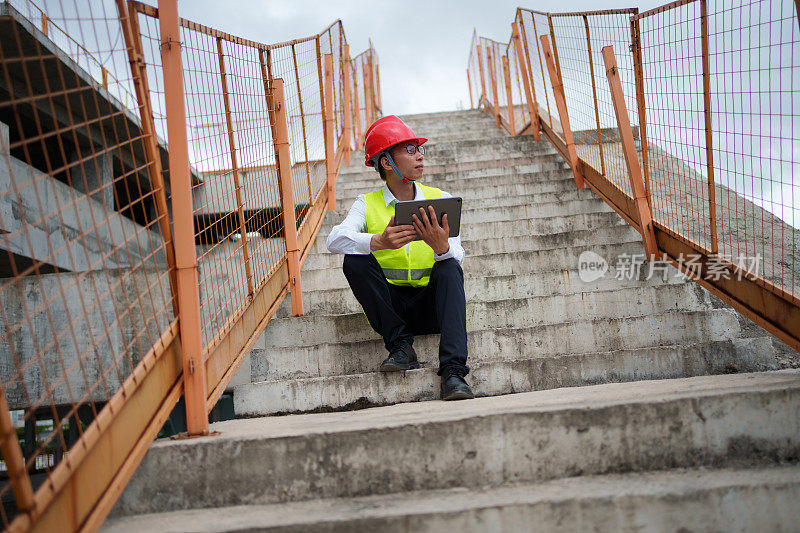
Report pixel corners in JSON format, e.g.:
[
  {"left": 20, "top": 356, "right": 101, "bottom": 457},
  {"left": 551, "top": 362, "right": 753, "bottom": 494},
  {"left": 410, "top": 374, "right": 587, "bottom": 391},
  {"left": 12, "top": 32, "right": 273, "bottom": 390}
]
[
  {"left": 1, "top": 121, "right": 168, "bottom": 273},
  {"left": 0, "top": 268, "right": 173, "bottom": 410}
]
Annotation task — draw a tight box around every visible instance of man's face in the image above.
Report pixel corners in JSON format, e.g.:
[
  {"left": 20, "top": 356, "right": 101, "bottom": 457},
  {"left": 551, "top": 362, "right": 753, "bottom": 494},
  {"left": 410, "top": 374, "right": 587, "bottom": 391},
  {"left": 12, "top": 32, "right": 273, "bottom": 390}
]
[{"left": 382, "top": 141, "right": 424, "bottom": 181}]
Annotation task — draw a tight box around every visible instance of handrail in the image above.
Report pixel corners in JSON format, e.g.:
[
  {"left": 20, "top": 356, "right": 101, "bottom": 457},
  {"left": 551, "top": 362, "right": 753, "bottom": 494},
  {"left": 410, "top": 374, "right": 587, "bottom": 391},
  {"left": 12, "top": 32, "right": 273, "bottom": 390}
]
[
  {"left": 0, "top": 0, "right": 381, "bottom": 530},
  {"left": 468, "top": 0, "right": 800, "bottom": 352}
]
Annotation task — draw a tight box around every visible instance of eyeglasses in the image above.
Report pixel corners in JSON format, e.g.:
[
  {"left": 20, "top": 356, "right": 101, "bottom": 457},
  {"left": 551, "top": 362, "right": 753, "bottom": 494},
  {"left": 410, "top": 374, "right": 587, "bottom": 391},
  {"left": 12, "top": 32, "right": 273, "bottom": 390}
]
[{"left": 402, "top": 144, "right": 425, "bottom": 156}]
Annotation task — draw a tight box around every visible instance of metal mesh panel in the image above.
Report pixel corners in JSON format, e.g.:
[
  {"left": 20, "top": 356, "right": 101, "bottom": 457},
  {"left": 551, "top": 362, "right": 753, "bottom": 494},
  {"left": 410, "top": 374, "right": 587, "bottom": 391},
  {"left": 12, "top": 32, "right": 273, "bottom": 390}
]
[
  {"left": 0, "top": 0, "right": 175, "bottom": 522},
  {"left": 519, "top": 10, "right": 561, "bottom": 128},
  {"left": 637, "top": 0, "right": 800, "bottom": 295},
  {"left": 469, "top": 0, "right": 799, "bottom": 345},
  {"left": 550, "top": 10, "right": 639, "bottom": 196},
  {"left": 0, "top": 1, "right": 379, "bottom": 528}
]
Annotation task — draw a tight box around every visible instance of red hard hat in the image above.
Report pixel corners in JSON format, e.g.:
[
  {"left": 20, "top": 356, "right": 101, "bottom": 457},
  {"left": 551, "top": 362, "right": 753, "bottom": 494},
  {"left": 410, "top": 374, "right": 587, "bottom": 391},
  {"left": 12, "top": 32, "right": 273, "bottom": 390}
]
[{"left": 364, "top": 115, "right": 428, "bottom": 167}]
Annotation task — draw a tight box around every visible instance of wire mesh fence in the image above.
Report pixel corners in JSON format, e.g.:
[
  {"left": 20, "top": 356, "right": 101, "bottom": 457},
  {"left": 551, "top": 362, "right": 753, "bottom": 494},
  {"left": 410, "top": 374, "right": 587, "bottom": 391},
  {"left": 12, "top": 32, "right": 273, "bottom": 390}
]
[
  {"left": 0, "top": 0, "right": 380, "bottom": 529},
  {"left": 469, "top": 0, "right": 799, "bottom": 351}
]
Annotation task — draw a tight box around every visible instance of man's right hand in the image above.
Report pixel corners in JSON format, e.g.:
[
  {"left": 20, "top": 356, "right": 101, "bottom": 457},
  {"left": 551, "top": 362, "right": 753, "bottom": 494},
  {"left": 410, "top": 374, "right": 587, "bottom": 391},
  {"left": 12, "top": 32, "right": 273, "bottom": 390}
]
[{"left": 371, "top": 215, "right": 416, "bottom": 250}]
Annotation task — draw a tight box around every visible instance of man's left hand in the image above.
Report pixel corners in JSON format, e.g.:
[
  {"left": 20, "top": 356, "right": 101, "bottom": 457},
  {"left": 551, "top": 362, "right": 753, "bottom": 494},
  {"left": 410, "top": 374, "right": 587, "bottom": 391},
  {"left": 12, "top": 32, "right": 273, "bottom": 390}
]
[{"left": 412, "top": 205, "right": 450, "bottom": 256}]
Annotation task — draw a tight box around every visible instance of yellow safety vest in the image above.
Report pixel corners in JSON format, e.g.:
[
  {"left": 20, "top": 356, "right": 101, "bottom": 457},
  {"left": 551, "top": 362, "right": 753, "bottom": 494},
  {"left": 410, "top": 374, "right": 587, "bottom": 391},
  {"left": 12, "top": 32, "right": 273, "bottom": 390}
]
[{"left": 364, "top": 184, "right": 443, "bottom": 287}]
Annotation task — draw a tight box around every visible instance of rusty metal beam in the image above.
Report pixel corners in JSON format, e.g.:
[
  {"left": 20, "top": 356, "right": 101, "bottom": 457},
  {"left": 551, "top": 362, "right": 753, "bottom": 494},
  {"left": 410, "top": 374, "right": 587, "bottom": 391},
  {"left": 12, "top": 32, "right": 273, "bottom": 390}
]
[{"left": 602, "top": 45, "right": 658, "bottom": 258}]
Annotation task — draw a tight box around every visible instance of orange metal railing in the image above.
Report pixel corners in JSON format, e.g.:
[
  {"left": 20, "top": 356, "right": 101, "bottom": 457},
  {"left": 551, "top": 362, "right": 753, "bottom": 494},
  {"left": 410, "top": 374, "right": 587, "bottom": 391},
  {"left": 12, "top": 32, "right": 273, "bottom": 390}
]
[
  {"left": 0, "top": 0, "right": 381, "bottom": 530},
  {"left": 468, "top": 0, "right": 800, "bottom": 353}
]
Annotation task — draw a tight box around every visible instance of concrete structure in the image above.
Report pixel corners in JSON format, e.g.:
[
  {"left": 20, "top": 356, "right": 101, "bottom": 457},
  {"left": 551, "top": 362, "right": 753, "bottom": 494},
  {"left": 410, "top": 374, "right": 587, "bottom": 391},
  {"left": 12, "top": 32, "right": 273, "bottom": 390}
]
[{"left": 106, "top": 109, "right": 799, "bottom": 530}]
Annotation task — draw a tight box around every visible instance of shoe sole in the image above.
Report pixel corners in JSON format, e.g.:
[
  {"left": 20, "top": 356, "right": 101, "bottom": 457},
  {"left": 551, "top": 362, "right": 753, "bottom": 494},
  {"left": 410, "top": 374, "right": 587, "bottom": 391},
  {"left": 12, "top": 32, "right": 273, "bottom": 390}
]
[
  {"left": 379, "top": 361, "right": 421, "bottom": 372},
  {"left": 441, "top": 390, "right": 475, "bottom": 401}
]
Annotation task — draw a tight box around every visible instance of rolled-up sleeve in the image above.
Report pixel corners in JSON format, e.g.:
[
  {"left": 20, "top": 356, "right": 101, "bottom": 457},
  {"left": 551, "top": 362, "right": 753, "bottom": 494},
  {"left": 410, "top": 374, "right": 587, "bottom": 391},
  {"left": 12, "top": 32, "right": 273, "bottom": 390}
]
[{"left": 326, "top": 194, "right": 373, "bottom": 255}]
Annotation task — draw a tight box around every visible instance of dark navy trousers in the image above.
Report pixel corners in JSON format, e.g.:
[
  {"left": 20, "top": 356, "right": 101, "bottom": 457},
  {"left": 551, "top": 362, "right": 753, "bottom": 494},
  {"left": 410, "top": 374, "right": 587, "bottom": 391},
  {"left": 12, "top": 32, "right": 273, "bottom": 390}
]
[{"left": 342, "top": 254, "right": 469, "bottom": 376}]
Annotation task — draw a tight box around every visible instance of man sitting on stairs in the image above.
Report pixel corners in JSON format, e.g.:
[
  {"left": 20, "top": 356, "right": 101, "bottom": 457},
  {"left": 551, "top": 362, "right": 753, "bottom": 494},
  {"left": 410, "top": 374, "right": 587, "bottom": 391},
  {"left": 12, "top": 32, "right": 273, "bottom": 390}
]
[{"left": 326, "top": 115, "right": 474, "bottom": 401}]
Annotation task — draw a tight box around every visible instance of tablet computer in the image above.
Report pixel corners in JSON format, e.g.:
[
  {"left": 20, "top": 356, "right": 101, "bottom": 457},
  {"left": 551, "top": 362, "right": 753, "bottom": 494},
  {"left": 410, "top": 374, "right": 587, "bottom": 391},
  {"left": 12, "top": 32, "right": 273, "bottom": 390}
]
[{"left": 394, "top": 197, "right": 462, "bottom": 240}]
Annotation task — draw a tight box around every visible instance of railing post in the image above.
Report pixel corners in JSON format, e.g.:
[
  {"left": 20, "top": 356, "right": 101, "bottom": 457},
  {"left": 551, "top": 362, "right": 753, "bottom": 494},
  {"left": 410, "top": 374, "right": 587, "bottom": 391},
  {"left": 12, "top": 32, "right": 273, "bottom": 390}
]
[
  {"left": 540, "top": 35, "right": 584, "bottom": 189},
  {"left": 602, "top": 45, "right": 658, "bottom": 258},
  {"left": 366, "top": 52, "right": 376, "bottom": 124},
  {"left": 363, "top": 55, "right": 373, "bottom": 127},
  {"left": 700, "top": 0, "right": 718, "bottom": 253},
  {"left": 0, "top": 381, "right": 34, "bottom": 519},
  {"left": 269, "top": 78, "right": 305, "bottom": 316},
  {"left": 375, "top": 62, "right": 382, "bottom": 112},
  {"left": 323, "top": 53, "right": 336, "bottom": 211},
  {"left": 216, "top": 36, "right": 254, "bottom": 297},
  {"left": 343, "top": 44, "right": 352, "bottom": 166},
  {"left": 158, "top": 0, "right": 209, "bottom": 436},
  {"left": 486, "top": 46, "right": 501, "bottom": 128},
  {"left": 583, "top": 15, "right": 605, "bottom": 176},
  {"left": 512, "top": 21, "right": 540, "bottom": 140},
  {"left": 116, "top": 0, "right": 178, "bottom": 316},
  {"left": 501, "top": 54, "right": 515, "bottom": 134},
  {"left": 291, "top": 43, "right": 314, "bottom": 204},
  {"left": 352, "top": 61, "right": 362, "bottom": 149},
  {"left": 528, "top": 15, "right": 553, "bottom": 126},
  {"left": 475, "top": 37, "right": 487, "bottom": 110},
  {"left": 467, "top": 68, "right": 474, "bottom": 109},
  {"left": 630, "top": 11, "right": 651, "bottom": 202}
]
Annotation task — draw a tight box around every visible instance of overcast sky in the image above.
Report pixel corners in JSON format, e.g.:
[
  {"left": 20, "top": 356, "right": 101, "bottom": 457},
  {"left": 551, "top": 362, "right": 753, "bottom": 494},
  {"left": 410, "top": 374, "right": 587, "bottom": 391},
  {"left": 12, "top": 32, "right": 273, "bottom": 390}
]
[{"left": 173, "top": 0, "right": 666, "bottom": 116}]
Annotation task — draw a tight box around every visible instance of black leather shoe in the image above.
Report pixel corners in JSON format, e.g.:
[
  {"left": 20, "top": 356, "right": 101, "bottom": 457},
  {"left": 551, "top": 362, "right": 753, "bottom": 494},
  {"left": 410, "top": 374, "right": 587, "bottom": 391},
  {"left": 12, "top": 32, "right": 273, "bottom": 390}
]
[
  {"left": 440, "top": 370, "right": 474, "bottom": 400},
  {"left": 379, "top": 343, "right": 420, "bottom": 372}
]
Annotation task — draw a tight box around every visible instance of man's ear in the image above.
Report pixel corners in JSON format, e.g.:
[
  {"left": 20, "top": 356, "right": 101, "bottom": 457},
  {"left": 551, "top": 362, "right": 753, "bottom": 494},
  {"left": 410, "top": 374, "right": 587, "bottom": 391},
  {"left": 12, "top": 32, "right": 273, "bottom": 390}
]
[{"left": 380, "top": 155, "right": 392, "bottom": 171}]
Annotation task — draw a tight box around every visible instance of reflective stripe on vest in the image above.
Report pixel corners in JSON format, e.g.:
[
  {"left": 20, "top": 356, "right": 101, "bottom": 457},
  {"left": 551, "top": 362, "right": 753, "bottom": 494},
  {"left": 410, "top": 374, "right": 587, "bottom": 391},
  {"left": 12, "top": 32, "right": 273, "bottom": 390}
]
[{"left": 364, "top": 184, "right": 443, "bottom": 287}]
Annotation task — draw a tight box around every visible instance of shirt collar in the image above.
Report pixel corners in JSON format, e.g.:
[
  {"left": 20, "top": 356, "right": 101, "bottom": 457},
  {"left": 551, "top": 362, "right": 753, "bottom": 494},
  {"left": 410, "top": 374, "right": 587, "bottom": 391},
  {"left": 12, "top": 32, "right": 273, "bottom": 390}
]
[{"left": 382, "top": 182, "right": 422, "bottom": 206}]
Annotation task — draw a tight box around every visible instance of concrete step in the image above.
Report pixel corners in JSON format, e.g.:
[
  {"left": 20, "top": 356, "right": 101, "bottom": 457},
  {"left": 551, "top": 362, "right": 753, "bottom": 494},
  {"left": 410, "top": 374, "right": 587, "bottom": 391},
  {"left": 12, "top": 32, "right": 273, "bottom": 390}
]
[
  {"left": 330, "top": 186, "right": 601, "bottom": 219},
  {"left": 286, "top": 262, "right": 687, "bottom": 314},
  {"left": 296, "top": 261, "right": 684, "bottom": 298},
  {"left": 337, "top": 143, "right": 559, "bottom": 175},
  {"left": 102, "top": 464, "right": 800, "bottom": 532},
  {"left": 277, "top": 272, "right": 706, "bottom": 320},
  {"left": 110, "top": 371, "right": 800, "bottom": 518},
  {"left": 254, "top": 308, "right": 748, "bottom": 378},
  {"left": 320, "top": 197, "right": 617, "bottom": 234},
  {"left": 318, "top": 211, "right": 625, "bottom": 250},
  {"left": 336, "top": 162, "right": 570, "bottom": 191},
  {"left": 238, "top": 336, "right": 778, "bottom": 415},
  {"left": 300, "top": 235, "right": 644, "bottom": 274},
  {"left": 334, "top": 174, "right": 587, "bottom": 204},
  {"left": 310, "top": 219, "right": 641, "bottom": 271}
]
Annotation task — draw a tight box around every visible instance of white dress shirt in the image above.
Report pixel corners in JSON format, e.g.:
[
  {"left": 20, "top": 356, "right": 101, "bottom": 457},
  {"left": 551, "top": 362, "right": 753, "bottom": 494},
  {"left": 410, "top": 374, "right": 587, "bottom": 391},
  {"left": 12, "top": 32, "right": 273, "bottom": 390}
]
[{"left": 326, "top": 182, "right": 465, "bottom": 265}]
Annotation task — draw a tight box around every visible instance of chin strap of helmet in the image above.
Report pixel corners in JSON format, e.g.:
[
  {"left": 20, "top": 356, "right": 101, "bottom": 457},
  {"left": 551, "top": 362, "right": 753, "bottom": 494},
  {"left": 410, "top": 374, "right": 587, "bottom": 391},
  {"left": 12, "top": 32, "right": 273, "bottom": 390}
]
[{"left": 382, "top": 151, "right": 415, "bottom": 183}]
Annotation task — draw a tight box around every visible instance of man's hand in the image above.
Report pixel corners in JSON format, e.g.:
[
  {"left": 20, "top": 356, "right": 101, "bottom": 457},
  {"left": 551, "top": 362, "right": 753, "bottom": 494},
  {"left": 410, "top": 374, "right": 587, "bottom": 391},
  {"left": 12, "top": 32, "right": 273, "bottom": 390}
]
[
  {"left": 412, "top": 206, "right": 450, "bottom": 256},
  {"left": 371, "top": 215, "right": 417, "bottom": 251}
]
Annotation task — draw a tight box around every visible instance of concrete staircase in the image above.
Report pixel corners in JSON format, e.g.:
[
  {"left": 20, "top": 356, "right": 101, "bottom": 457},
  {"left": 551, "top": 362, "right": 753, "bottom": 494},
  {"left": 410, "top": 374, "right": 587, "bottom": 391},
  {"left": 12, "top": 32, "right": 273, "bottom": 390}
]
[{"left": 104, "top": 109, "right": 800, "bottom": 531}]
